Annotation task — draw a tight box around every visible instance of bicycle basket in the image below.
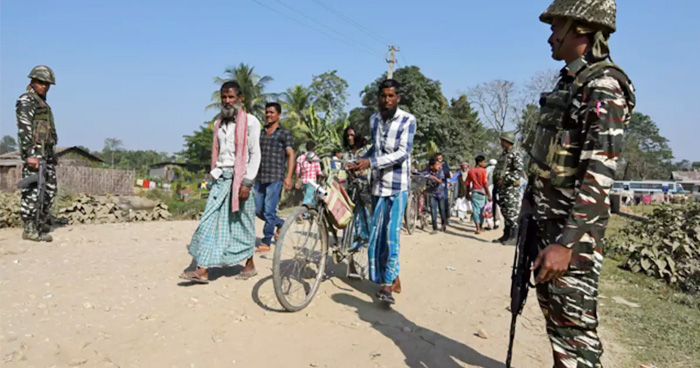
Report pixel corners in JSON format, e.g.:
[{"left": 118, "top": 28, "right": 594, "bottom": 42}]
[{"left": 323, "top": 180, "right": 355, "bottom": 229}]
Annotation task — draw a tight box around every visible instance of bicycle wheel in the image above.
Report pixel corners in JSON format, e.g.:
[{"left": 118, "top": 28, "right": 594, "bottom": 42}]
[
  {"left": 273, "top": 206, "right": 328, "bottom": 312},
  {"left": 344, "top": 207, "right": 370, "bottom": 280},
  {"left": 404, "top": 192, "right": 418, "bottom": 234},
  {"left": 417, "top": 194, "right": 428, "bottom": 230}
]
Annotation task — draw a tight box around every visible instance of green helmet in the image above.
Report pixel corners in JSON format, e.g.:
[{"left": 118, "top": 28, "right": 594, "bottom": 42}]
[
  {"left": 28, "top": 65, "right": 56, "bottom": 85},
  {"left": 540, "top": 0, "right": 617, "bottom": 34},
  {"left": 500, "top": 131, "right": 516, "bottom": 145}
]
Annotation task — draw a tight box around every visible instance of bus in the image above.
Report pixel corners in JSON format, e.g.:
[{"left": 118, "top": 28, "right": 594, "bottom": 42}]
[{"left": 611, "top": 181, "right": 686, "bottom": 195}]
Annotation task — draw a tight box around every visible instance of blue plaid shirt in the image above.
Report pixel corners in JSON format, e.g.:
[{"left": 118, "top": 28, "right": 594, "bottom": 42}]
[{"left": 363, "top": 108, "right": 417, "bottom": 197}]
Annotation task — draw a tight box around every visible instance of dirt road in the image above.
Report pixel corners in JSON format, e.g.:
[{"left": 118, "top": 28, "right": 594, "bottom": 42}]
[{"left": 0, "top": 218, "right": 622, "bottom": 367}]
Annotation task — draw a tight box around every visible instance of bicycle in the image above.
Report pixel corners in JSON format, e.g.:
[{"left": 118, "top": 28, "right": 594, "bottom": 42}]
[
  {"left": 409, "top": 173, "right": 430, "bottom": 233},
  {"left": 272, "top": 164, "right": 371, "bottom": 312}
]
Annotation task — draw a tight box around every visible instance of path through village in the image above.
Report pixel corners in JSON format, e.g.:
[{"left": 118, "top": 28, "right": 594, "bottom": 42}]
[{"left": 0, "top": 218, "right": 625, "bottom": 367}]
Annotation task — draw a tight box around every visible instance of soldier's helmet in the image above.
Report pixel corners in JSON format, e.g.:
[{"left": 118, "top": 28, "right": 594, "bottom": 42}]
[
  {"left": 28, "top": 65, "right": 56, "bottom": 85},
  {"left": 540, "top": 0, "right": 617, "bottom": 34},
  {"left": 500, "top": 131, "right": 516, "bottom": 145}
]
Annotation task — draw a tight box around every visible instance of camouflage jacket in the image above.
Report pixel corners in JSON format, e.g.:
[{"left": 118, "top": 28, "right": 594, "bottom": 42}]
[
  {"left": 16, "top": 89, "right": 57, "bottom": 161},
  {"left": 494, "top": 149, "right": 524, "bottom": 189},
  {"left": 526, "top": 54, "right": 635, "bottom": 248}
]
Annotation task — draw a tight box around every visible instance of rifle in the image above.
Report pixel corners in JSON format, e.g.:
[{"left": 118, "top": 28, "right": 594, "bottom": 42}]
[
  {"left": 505, "top": 213, "right": 539, "bottom": 368},
  {"left": 17, "top": 158, "right": 47, "bottom": 228}
]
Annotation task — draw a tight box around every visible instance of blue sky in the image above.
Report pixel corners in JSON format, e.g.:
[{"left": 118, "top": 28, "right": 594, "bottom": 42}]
[{"left": 1, "top": 0, "right": 698, "bottom": 160}]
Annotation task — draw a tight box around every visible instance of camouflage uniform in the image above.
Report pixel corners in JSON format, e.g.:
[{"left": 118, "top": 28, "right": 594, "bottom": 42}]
[
  {"left": 524, "top": 1, "right": 636, "bottom": 366},
  {"left": 16, "top": 66, "right": 58, "bottom": 241},
  {"left": 493, "top": 131, "right": 523, "bottom": 245}
]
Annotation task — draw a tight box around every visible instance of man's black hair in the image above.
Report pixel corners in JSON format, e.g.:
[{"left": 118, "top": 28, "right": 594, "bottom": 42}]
[
  {"left": 265, "top": 102, "right": 282, "bottom": 114},
  {"left": 221, "top": 81, "right": 242, "bottom": 95},
  {"left": 306, "top": 141, "right": 316, "bottom": 151},
  {"left": 475, "top": 155, "right": 486, "bottom": 165},
  {"left": 428, "top": 156, "right": 438, "bottom": 167},
  {"left": 377, "top": 79, "right": 401, "bottom": 96}
]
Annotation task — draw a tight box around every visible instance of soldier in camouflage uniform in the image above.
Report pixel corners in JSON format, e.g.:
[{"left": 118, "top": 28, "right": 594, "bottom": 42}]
[
  {"left": 521, "top": 0, "right": 635, "bottom": 366},
  {"left": 492, "top": 131, "right": 523, "bottom": 246},
  {"left": 16, "top": 65, "right": 59, "bottom": 242}
]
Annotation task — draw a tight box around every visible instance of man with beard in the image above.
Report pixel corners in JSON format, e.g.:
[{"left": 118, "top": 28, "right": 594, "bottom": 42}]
[
  {"left": 180, "top": 81, "right": 262, "bottom": 284},
  {"left": 348, "top": 79, "right": 416, "bottom": 305}
]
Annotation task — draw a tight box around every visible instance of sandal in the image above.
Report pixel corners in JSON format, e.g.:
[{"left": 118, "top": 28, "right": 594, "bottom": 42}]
[
  {"left": 256, "top": 244, "right": 271, "bottom": 253},
  {"left": 235, "top": 269, "right": 258, "bottom": 280},
  {"left": 376, "top": 289, "right": 395, "bottom": 304},
  {"left": 179, "top": 271, "right": 209, "bottom": 284}
]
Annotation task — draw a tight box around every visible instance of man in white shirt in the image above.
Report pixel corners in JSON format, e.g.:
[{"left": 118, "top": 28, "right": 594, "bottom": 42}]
[
  {"left": 348, "top": 79, "right": 416, "bottom": 304},
  {"left": 180, "top": 81, "right": 262, "bottom": 284}
]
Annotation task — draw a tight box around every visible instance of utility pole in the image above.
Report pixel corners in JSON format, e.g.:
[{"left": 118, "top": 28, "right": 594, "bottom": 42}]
[{"left": 386, "top": 45, "right": 397, "bottom": 79}]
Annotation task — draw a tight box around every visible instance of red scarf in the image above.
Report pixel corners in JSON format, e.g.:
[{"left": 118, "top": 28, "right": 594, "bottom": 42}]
[{"left": 210, "top": 109, "right": 248, "bottom": 213}]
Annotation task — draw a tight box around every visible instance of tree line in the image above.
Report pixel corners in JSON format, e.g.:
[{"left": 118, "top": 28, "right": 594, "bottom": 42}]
[{"left": 1, "top": 63, "right": 694, "bottom": 181}]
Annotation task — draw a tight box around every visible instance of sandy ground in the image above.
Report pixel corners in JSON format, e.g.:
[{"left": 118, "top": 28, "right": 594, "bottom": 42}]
[{"left": 0, "top": 217, "right": 624, "bottom": 368}]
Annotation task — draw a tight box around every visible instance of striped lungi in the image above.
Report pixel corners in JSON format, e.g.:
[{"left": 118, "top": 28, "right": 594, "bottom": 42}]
[
  {"left": 188, "top": 171, "right": 256, "bottom": 268},
  {"left": 368, "top": 191, "right": 408, "bottom": 286}
]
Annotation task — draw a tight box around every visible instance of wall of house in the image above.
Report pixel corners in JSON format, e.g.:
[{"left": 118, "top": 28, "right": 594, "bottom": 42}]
[
  {"left": 148, "top": 166, "right": 167, "bottom": 179},
  {"left": 57, "top": 166, "right": 134, "bottom": 195},
  {"left": 0, "top": 166, "right": 22, "bottom": 192},
  {"left": 2, "top": 162, "right": 133, "bottom": 195}
]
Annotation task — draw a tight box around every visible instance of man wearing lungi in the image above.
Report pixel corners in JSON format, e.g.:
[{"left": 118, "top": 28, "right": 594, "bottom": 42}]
[
  {"left": 180, "top": 81, "right": 262, "bottom": 284},
  {"left": 348, "top": 79, "right": 416, "bottom": 304}
]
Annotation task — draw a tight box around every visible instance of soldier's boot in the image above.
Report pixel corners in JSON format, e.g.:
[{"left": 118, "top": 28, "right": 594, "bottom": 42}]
[
  {"left": 38, "top": 232, "right": 53, "bottom": 242},
  {"left": 37, "top": 222, "right": 53, "bottom": 242},
  {"left": 492, "top": 225, "right": 510, "bottom": 243},
  {"left": 41, "top": 222, "right": 52, "bottom": 234},
  {"left": 502, "top": 225, "right": 518, "bottom": 246},
  {"left": 22, "top": 222, "right": 41, "bottom": 242}
]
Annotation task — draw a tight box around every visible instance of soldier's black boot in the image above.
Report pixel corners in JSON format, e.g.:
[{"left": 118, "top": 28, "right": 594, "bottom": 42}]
[
  {"left": 502, "top": 225, "right": 518, "bottom": 246},
  {"left": 22, "top": 222, "right": 41, "bottom": 242},
  {"left": 492, "top": 225, "right": 510, "bottom": 243},
  {"left": 38, "top": 229, "right": 53, "bottom": 242}
]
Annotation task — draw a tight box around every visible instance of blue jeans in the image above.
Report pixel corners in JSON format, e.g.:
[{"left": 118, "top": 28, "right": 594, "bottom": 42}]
[
  {"left": 302, "top": 183, "right": 316, "bottom": 205},
  {"left": 430, "top": 196, "right": 448, "bottom": 230},
  {"left": 254, "top": 181, "right": 284, "bottom": 245}
]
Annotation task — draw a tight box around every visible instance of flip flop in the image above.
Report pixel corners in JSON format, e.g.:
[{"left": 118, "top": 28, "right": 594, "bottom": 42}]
[
  {"left": 179, "top": 271, "right": 210, "bottom": 284},
  {"left": 376, "top": 290, "right": 395, "bottom": 304},
  {"left": 235, "top": 269, "right": 258, "bottom": 280},
  {"left": 256, "top": 244, "right": 271, "bottom": 253}
]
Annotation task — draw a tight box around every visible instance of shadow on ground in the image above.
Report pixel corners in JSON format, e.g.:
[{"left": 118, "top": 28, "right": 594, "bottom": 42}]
[{"left": 331, "top": 277, "right": 505, "bottom": 368}]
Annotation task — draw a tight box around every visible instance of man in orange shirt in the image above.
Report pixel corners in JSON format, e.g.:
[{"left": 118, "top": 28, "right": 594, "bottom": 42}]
[{"left": 465, "top": 155, "right": 492, "bottom": 234}]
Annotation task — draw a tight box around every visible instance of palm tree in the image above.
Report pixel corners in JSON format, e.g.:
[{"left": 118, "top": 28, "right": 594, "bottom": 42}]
[
  {"left": 286, "top": 106, "right": 348, "bottom": 156},
  {"left": 281, "top": 84, "right": 311, "bottom": 125},
  {"left": 206, "top": 63, "right": 275, "bottom": 121}
]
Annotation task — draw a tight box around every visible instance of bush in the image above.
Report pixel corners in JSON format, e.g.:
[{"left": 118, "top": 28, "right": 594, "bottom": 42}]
[
  {"left": 166, "top": 197, "right": 206, "bottom": 220},
  {"left": 0, "top": 192, "right": 21, "bottom": 228},
  {"left": 609, "top": 202, "right": 700, "bottom": 294}
]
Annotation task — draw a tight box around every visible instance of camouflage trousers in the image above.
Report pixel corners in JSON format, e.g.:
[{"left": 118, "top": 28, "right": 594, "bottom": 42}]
[
  {"left": 20, "top": 164, "right": 57, "bottom": 228},
  {"left": 497, "top": 186, "right": 520, "bottom": 228},
  {"left": 534, "top": 218, "right": 606, "bottom": 368}
]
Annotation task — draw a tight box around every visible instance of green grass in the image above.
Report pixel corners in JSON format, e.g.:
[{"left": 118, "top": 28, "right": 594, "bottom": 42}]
[
  {"left": 606, "top": 214, "right": 628, "bottom": 237},
  {"left": 626, "top": 203, "right": 662, "bottom": 216},
  {"left": 600, "top": 258, "right": 700, "bottom": 367}
]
